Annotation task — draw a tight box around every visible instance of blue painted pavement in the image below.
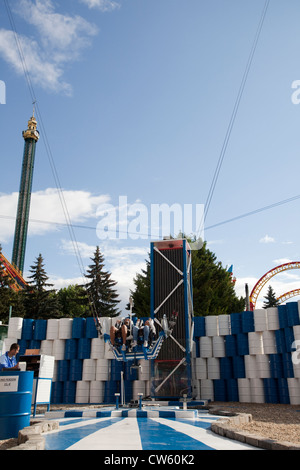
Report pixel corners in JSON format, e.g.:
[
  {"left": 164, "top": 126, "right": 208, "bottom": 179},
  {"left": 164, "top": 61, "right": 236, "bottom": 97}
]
[{"left": 43, "top": 412, "right": 259, "bottom": 450}]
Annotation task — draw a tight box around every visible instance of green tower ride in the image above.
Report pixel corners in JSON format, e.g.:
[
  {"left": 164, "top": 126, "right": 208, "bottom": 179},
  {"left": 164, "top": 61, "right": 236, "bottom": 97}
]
[{"left": 12, "top": 112, "right": 40, "bottom": 274}]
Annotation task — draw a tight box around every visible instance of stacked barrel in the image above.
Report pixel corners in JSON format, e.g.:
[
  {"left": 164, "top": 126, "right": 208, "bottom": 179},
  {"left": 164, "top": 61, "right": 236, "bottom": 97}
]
[
  {"left": 5, "top": 316, "right": 152, "bottom": 405},
  {"left": 193, "top": 301, "right": 300, "bottom": 404}
]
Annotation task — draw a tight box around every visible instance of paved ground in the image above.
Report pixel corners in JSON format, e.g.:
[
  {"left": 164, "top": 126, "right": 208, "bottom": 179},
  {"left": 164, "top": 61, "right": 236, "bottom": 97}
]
[{"left": 43, "top": 411, "right": 259, "bottom": 451}]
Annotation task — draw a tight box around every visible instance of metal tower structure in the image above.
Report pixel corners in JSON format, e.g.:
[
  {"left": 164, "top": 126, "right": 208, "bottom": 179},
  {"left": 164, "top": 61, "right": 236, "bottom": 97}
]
[
  {"left": 150, "top": 238, "right": 194, "bottom": 399},
  {"left": 12, "top": 111, "right": 39, "bottom": 274}
]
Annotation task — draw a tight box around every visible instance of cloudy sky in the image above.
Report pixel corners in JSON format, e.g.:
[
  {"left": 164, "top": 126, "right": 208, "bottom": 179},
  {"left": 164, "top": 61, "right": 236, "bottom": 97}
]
[{"left": 1, "top": 0, "right": 300, "bottom": 312}]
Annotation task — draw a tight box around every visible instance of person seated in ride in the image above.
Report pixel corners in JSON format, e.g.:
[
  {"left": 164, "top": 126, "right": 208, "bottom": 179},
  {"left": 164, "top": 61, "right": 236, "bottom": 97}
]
[
  {"left": 132, "top": 317, "right": 156, "bottom": 348},
  {"left": 110, "top": 317, "right": 133, "bottom": 351}
]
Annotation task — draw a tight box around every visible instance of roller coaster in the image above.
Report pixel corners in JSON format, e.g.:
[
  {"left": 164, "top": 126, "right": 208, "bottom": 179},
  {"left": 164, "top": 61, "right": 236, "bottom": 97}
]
[
  {"left": 0, "top": 251, "right": 28, "bottom": 291},
  {"left": 249, "top": 261, "right": 300, "bottom": 310}
]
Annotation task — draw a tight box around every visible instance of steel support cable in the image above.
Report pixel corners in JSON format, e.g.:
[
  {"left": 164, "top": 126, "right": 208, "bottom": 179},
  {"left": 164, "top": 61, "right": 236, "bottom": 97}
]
[
  {"left": 197, "top": 0, "right": 271, "bottom": 239},
  {"left": 4, "top": 0, "right": 99, "bottom": 321}
]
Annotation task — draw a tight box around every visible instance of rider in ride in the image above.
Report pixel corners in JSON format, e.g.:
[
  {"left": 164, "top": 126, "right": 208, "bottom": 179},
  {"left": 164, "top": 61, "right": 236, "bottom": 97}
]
[
  {"left": 110, "top": 317, "right": 133, "bottom": 351},
  {"left": 132, "top": 318, "right": 156, "bottom": 348}
]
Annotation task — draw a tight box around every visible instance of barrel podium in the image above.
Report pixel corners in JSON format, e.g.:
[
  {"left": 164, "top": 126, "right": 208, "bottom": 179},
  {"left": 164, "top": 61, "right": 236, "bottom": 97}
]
[{"left": 0, "top": 371, "right": 34, "bottom": 439}]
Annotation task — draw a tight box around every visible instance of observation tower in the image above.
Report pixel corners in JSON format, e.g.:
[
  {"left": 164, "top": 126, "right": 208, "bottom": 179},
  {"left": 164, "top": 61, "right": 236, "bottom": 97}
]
[{"left": 12, "top": 110, "right": 39, "bottom": 273}]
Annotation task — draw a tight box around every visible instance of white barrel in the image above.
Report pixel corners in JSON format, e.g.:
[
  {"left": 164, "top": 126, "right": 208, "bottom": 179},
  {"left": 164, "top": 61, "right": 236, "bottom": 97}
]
[
  {"left": 82, "top": 359, "right": 96, "bottom": 381},
  {"left": 200, "top": 379, "right": 214, "bottom": 401},
  {"left": 244, "top": 355, "right": 257, "bottom": 378},
  {"left": 199, "top": 336, "right": 212, "bottom": 358},
  {"left": 207, "top": 357, "right": 220, "bottom": 379},
  {"left": 58, "top": 318, "right": 73, "bottom": 339},
  {"left": 218, "top": 315, "right": 230, "bottom": 336},
  {"left": 238, "top": 378, "right": 252, "bottom": 403},
  {"left": 287, "top": 378, "right": 300, "bottom": 405},
  {"left": 89, "top": 380, "right": 105, "bottom": 403},
  {"left": 254, "top": 309, "right": 268, "bottom": 332},
  {"left": 101, "top": 317, "right": 112, "bottom": 335},
  {"left": 205, "top": 316, "right": 219, "bottom": 337},
  {"left": 40, "top": 340, "right": 53, "bottom": 356},
  {"left": 52, "top": 339, "right": 65, "bottom": 360},
  {"left": 76, "top": 381, "right": 90, "bottom": 403},
  {"left": 90, "top": 338, "right": 105, "bottom": 359},
  {"left": 138, "top": 360, "right": 151, "bottom": 381},
  {"left": 195, "top": 357, "right": 207, "bottom": 380},
  {"left": 96, "top": 358, "right": 109, "bottom": 381},
  {"left": 212, "top": 336, "right": 225, "bottom": 357},
  {"left": 132, "top": 380, "right": 145, "bottom": 400},
  {"left": 266, "top": 307, "right": 279, "bottom": 331},
  {"left": 293, "top": 325, "right": 300, "bottom": 341},
  {"left": 256, "top": 354, "right": 271, "bottom": 378},
  {"left": 250, "top": 378, "right": 265, "bottom": 403},
  {"left": 248, "top": 332, "right": 264, "bottom": 355},
  {"left": 46, "top": 319, "right": 59, "bottom": 340},
  {"left": 8, "top": 317, "right": 23, "bottom": 339},
  {"left": 262, "top": 331, "right": 277, "bottom": 354}
]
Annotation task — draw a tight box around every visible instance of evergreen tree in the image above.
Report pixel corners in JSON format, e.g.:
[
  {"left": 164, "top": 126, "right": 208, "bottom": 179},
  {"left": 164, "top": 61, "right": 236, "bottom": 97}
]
[
  {"left": 24, "top": 254, "right": 60, "bottom": 319},
  {"left": 127, "top": 257, "right": 151, "bottom": 316},
  {"left": 263, "top": 285, "right": 279, "bottom": 308},
  {"left": 191, "top": 242, "right": 245, "bottom": 316},
  {"left": 56, "top": 285, "right": 88, "bottom": 318},
  {"left": 85, "top": 246, "right": 120, "bottom": 317}
]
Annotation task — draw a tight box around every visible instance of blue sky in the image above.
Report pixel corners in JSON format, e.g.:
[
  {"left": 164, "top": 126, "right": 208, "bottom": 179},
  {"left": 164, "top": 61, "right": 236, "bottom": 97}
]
[{"left": 1, "top": 0, "right": 300, "bottom": 312}]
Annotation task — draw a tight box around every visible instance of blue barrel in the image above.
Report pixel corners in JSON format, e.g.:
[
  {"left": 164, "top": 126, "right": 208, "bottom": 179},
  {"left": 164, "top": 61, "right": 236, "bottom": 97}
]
[
  {"left": 286, "top": 302, "right": 300, "bottom": 327},
  {"left": 270, "top": 354, "right": 283, "bottom": 378},
  {"left": 63, "top": 381, "right": 76, "bottom": 403},
  {"left": 284, "top": 327, "right": 295, "bottom": 353},
  {"left": 236, "top": 333, "right": 249, "bottom": 356},
  {"left": 56, "top": 360, "right": 70, "bottom": 382},
  {"left": 282, "top": 353, "right": 294, "bottom": 378},
  {"left": 72, "top": 318, "right": 86, "bottom": 338},
  {"left": 0, "top": 371, "right": 34, "bottom": 439},
  {"left": 275, "top": 329, "right": 286, "bottom": 354},
  {"left": 241, "top": 311, "right": 254, "bottom": 333},
  {"left": 226, "top": 379, "right": 239, "bottom": 402},
  {"left": 220, "top": 357, "right": 233, "bottom": 379},
  {"left": 225, "top": 335, "right": 237, "bottom": 357},
  {"left": 230, "top": 313, "right": 242, "bottom": 334},
  {"left": 278, "top": 305, "right": 288, "bottom": 329},
  {"left": 213, "top": 379, "right": 227, "bottom": 401},
  {"left": 264, "top": 378, "right": 279, "bottom": 403},
  {"left": 21, "top": 319, "right": 35, "bottom": 340},
  {"left": 277, "top": 378, "right": 290, "bottom": 404},
  {"left": 85, "top": 317, "right": 98, "bottom": 338},
  {"left": 78, "top": 338, "right": 91, "bottom": 359},
  {"left": 124, "top": 361, "right": 138, "bottom": 381},
  {"left": 65, "top": 339, "right": 78, "bottom": 360},
  {"left": 33, "top": 319, "right": 47, "bottom": 340},
  {"left": 69, "top": 359, "right": 83, "bottom": 381},
  {"left": 51, "top": 381, "right": 63, "bottom": 404},
  {"left": 193, "top": 317, "right": 206, "bottom": 338},
  {"left": 232, "top": 355, "right": 246, "bottom": 378}
]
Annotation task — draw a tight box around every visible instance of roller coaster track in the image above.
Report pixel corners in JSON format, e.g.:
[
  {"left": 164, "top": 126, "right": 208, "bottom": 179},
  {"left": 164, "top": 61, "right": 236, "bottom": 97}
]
[
  {"left": 250, "top": 262, "right": 300, "bottom": 310},
  {"left": 0, "top": 252, "right": 28, "bottom": 291}
]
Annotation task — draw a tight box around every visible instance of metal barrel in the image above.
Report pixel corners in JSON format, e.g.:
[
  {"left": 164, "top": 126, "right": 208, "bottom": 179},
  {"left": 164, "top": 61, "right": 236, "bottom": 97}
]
[{"left": 0, "top": 371, "right": 34, "bottom": 439}]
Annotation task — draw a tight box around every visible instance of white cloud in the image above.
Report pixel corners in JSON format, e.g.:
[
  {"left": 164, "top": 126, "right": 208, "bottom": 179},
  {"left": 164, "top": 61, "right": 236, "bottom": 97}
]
[
  {"left": 0, "top": 189, "right": 110, "bottom": 242},
  {"left": 0, "top": 0, "right": 99, "bottom": 94},
  {"left": 273, "top": 258, "right": 293, "bottom": 265},
  {"left": 259, "top": 234, "right": 275, "bottom": 244},
  {"left": 79, "top": 0, "right": 121, "bottom": 11},
  {"left": 0, "top": 29, "right": 71, "bottom": 95}
]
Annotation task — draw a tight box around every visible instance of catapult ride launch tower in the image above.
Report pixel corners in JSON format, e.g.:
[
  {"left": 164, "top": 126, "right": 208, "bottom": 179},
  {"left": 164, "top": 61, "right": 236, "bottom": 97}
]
[{"left": 150, "top": 238, "right": 194, "bottom": 399}]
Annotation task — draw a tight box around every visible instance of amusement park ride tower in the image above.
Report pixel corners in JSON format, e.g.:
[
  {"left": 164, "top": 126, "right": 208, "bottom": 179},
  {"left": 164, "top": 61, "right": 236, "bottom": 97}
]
[{"left": 11, "top": 111, "right": 39, "bottom": 274}]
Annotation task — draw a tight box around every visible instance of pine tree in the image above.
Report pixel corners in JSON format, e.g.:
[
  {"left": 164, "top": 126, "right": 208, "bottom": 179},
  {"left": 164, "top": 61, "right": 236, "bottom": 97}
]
[
  {"left": 24, "top": 254, "right": 60, "bottom": 319},
  {"left": 263, "top": 285, "right": 279, "bottom": 308},
  {"left": 127, "top": 257, "right": 151, "bottom": 316},
  {"left": 85, "top": 246, "right": 120, "bottom": 317}
]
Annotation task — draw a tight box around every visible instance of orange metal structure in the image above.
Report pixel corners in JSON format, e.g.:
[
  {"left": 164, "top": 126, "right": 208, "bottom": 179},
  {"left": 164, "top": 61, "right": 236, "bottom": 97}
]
[
  {"left": 249, "top": 261, "right": 300, "bottom": 310},
  {"left": 0, "top": 252, "right": 28, "bottom": 291}
]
